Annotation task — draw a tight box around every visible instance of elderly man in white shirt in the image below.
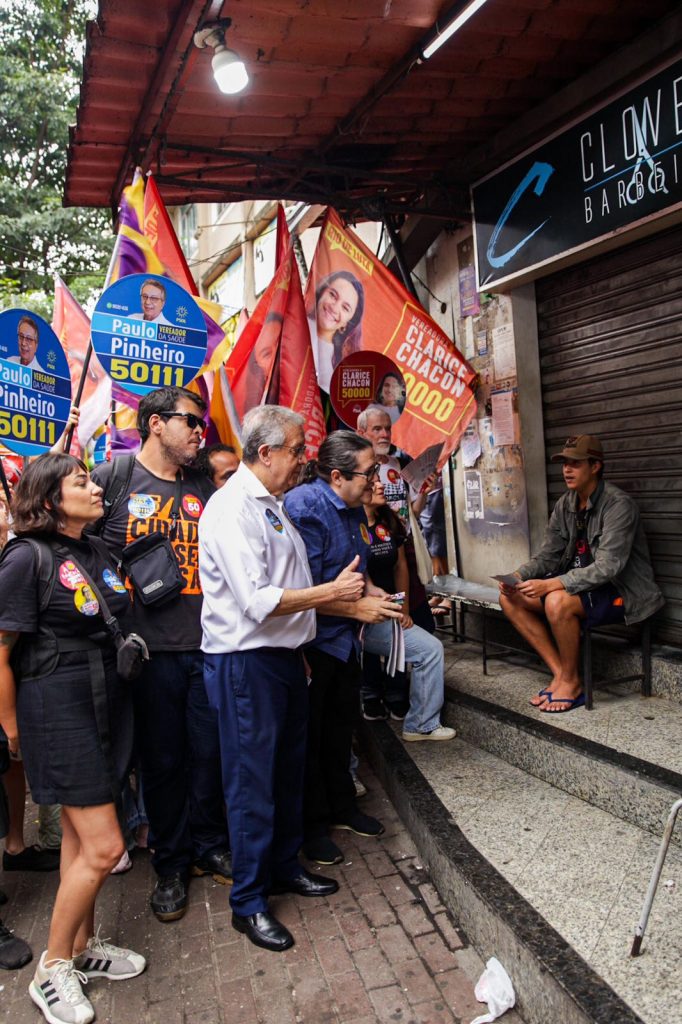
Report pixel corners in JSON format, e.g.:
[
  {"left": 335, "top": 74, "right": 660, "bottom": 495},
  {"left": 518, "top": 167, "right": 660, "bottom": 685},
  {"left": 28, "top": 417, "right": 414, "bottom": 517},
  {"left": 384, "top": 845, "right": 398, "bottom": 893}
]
[{"left": 199, "top": 405, "right": 364, "bottom": 953}]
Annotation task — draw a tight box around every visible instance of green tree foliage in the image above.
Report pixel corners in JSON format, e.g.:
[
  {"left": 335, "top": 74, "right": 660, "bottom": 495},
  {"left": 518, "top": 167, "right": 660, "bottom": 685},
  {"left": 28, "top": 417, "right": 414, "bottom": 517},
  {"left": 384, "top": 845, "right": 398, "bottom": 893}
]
[{"left": 0, "top": 0, "right": 113, "bottom": 315}]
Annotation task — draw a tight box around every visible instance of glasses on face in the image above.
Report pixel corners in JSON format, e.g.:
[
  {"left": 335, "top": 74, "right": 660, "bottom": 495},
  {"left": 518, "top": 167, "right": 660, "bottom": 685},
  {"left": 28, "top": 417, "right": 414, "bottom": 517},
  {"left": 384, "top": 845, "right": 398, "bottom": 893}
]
[
  {"left": 344, "top": 464, "right": 381, "bottom": 482},
  {"left": 141, "top": 292, "right": 164, "bottom": 304},
  {"left": 159, "top": 411, "right": 207, "bottom": 432},
  {"left": 271, "top": 444, "right": 307, "bottom": 459},
  {"left": 18, "top": 332, "right": 37, "bottom": 344}
]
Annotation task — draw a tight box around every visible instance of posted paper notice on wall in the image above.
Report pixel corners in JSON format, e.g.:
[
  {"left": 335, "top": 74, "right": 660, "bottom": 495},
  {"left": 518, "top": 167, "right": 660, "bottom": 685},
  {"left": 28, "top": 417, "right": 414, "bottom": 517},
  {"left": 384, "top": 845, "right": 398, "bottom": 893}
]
[
  {"left": 492, "top": 323, "right": 516, "bottom": 380},
  {"left": 491, "top": 391, "right": 515, "bottom": 446}
]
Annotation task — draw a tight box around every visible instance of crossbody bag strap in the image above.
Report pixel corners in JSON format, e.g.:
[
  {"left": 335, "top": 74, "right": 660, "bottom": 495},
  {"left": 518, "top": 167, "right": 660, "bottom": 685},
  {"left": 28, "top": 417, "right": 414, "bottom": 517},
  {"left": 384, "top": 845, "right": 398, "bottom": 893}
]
[
  {"left": 169, "top": 471, "right": 183, "bottom": 541},
  {"left": 52, "top": 543, "right": 123, "bottom": 642}
]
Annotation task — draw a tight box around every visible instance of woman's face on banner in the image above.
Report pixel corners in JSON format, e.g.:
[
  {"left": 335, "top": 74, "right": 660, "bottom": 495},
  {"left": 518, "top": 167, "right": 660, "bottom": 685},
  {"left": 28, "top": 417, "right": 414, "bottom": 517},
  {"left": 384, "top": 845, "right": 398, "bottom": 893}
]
[{"left": 316, "top": 278, "right": 359, "bottom": 339}]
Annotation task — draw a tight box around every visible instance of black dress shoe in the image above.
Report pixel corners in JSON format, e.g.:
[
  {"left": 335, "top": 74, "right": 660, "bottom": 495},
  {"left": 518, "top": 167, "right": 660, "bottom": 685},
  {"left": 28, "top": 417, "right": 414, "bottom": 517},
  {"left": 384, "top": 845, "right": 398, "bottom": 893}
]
[
  {"left": 271, "top": 869, "right": 339, "bottom": 898},
  {"left": 192, "top": 848, "right": 233, "bottom": 885},
  {"left": 232, "top": 911, "right": 294, "bottom": 952},
  {"left": 0, "top": 921, "right": 32, "bottom": 970},
  {"left": 151, "top": 873, "right": 188, "bottom": 922}
]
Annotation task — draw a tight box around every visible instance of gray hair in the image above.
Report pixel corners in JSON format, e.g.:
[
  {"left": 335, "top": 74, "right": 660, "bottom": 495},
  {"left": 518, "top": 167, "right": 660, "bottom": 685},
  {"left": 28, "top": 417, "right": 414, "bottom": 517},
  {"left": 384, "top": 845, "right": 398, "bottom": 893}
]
[
  {"left": 357, "top": 404, "right": 391, "bottom": 432},
  {"left": 241, "top": 405, "right": 304, "bottom": 463}
]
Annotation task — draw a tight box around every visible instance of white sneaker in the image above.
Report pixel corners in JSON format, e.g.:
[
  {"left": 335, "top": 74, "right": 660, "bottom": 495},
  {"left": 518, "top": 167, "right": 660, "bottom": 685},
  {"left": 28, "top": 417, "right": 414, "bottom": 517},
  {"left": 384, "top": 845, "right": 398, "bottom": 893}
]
[
  {"left": 402, "top": 725, "right": 456, "bottom": 742},
  {"left": 74, "top": 929, "right": 146, "bottom": 980},
  {"left": 29, "top": 952, "right": 94, "bottom": 1024}
]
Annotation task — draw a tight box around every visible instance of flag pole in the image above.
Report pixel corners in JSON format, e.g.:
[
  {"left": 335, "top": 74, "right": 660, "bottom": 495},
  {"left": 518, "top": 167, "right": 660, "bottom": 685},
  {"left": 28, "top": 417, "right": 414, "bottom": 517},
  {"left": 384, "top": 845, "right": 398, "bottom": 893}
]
[
  {"left": 62, "top": 220, "right": 124, "bottom": 453},
  {"left": 0, "top": 458, "right": 12, "bottom": 506}
]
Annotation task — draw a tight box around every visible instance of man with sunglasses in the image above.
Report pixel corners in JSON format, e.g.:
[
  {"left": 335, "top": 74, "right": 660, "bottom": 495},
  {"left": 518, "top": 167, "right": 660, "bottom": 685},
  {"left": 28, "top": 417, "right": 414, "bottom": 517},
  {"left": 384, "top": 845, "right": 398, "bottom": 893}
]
[
  {"left": 285, "top": 432, "right": 403, "bottom": 866},
  {"left": 130, "top": 278, "right": 172, "bottom": 326},
  {"left": 92, "top": 386, "right": 231, "bottom": 921}
]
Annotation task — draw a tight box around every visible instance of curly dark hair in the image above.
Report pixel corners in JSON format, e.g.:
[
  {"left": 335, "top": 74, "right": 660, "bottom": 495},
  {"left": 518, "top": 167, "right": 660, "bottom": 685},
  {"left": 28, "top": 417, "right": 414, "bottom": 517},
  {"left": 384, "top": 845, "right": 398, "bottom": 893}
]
[{"left": 11, "top": 453, "right": 88, "bottom": 536}]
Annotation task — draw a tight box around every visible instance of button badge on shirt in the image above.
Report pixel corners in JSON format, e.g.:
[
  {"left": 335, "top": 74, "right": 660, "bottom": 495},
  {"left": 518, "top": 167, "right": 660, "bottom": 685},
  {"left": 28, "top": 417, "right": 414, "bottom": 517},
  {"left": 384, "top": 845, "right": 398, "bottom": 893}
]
[
  {"left": 359, "top": 523, "right": 371, "bottom": 545},
  {"left": 265, "top": 508, "right": 284, "bottom": 533}
]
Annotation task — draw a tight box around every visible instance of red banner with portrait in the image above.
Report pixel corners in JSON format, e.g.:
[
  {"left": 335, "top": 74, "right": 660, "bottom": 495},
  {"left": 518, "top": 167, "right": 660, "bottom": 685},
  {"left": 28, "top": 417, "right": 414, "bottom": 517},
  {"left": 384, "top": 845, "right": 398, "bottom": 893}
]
[{"left": 305, "top": 209, "right": 476, "bottom": 458}]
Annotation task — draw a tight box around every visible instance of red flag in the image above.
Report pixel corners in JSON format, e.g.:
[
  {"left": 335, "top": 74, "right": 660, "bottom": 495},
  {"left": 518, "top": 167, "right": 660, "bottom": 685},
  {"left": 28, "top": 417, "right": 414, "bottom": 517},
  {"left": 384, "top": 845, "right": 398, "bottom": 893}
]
[
  {"left": 143, "top": 174, "right": 198, "bottom": 295},
  {"left": 226, "top": 246, "right": 325, "bottom": 458},
  {"left": 305, "top": 209, "right": 476, "bottom": 458},
  {"left": 52, "top": 276, "right": 112, "bottom": 449}
]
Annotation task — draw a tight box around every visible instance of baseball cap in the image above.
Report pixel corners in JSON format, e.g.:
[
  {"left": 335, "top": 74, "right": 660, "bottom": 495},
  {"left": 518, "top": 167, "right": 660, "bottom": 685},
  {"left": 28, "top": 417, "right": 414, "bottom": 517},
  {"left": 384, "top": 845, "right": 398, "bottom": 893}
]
[{"left": 550, "top": 435, "right": 604, "bottom": 462}]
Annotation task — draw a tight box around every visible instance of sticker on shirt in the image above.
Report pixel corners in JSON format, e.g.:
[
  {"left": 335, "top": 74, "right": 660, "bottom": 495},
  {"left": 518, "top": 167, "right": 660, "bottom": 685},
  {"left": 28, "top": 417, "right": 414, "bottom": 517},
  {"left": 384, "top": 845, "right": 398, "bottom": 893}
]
[
  {"left": 265, "top": 508, "right": 284, "bottom": 533},
  {"left": 128, "top": 493, "right": 156, "bottom": 519},
  {"left": 359, "top": 523, "right": 371, "bottom": 545},
  {"left": 374, "top": 524, "right": 389, "bottom": 541},
  {"left": 74, "top": 584, "right": 99, "bottom": 616},
  {"left": 182, "top": 494, "right": 203, "bottom": 519},
  {"left": 102, "top": 567, "right": 126, "bottom": 593},
  {"left": 59, "top": 560, "right": 87, "bottom": 591}
]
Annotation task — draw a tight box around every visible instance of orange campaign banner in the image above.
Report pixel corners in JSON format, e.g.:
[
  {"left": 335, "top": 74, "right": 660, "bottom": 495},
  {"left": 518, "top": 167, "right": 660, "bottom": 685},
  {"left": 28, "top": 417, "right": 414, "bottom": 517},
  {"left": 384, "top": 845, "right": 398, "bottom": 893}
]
[{"left": 305, "top": 209, "right": 477, "bottom": 457}]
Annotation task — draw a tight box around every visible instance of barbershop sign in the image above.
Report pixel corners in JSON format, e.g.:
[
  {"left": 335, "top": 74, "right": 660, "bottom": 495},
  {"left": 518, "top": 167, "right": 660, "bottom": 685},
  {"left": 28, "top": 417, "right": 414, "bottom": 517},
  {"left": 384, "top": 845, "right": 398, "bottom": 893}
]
[{"left": 473, "top": 58, "right": 682, "bottom": 289}]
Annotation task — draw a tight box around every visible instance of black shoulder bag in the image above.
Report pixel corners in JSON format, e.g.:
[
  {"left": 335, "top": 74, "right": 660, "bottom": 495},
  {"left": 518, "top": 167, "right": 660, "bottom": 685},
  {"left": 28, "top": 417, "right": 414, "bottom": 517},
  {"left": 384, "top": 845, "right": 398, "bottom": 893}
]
[{"left": 119, "top": 472, "right": 186, "bottom": 606}]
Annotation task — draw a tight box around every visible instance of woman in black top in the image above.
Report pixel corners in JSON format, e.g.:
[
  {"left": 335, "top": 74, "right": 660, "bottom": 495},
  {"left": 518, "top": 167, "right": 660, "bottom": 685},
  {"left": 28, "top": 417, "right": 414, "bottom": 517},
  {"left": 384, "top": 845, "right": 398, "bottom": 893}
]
[
  {"left": 361, "top": 480, "right": 454, "bottom": 742},
  {"left": 0, "top": 454, "right": 144, "bottom": 1024}
]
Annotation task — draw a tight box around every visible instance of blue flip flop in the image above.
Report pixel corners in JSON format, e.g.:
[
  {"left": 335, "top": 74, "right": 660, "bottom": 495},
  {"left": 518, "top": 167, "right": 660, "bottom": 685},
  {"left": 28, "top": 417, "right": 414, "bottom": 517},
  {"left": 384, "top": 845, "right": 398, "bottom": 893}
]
[
  {"left": 540, "top": 693, "right": 586, "bottom": 713},
  {"left": 530, "top": 687, "right": 552, "bottom": 707}
]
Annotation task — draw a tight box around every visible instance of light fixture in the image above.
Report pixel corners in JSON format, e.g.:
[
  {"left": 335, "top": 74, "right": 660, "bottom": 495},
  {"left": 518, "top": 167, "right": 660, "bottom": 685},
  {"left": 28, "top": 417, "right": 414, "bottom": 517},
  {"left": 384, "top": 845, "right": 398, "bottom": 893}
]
[
  {"left": 194, "top": 19, "right": 249, "bottom": 95},
  {"left": 422, "top": 0, "right": 489, "bottom": 60}
]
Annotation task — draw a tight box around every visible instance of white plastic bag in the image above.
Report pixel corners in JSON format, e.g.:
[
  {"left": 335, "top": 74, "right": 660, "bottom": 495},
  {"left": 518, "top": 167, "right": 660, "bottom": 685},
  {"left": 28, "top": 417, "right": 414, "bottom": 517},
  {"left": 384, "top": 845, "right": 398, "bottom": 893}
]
[{"left": 470, "top": 956, "right": 516, "bottom": 1024}]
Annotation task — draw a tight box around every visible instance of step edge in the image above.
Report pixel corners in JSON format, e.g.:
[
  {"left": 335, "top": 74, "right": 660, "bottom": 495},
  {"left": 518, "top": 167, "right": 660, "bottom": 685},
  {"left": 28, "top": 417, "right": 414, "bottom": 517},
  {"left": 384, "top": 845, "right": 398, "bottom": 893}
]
[
  {"left": 445, "top": 684, "right": 682, "bottom": 796},
  {"left": 362, "top": 720, "right": 645, "bottom": 1024}
]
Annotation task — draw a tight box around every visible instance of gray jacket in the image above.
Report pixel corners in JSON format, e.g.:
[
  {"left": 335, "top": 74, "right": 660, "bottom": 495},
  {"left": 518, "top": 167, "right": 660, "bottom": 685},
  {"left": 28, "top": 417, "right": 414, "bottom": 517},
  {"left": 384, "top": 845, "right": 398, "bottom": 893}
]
[{"left": 516, "top": 481, "right": 664, "bottom": 624}]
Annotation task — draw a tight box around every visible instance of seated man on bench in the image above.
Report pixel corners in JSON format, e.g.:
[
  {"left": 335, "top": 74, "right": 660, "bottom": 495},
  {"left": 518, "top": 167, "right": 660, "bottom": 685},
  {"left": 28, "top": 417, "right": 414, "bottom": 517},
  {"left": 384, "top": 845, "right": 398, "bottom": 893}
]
[{"left": 498, "top": 435, "right": 664, "bottom": 713}]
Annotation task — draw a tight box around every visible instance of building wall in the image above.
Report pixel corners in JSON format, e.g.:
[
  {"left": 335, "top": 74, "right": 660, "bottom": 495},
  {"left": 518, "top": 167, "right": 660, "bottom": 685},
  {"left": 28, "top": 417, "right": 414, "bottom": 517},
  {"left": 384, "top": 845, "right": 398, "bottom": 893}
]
[{"left": 423, "top": 226, "right": 534, "bottom": 583}]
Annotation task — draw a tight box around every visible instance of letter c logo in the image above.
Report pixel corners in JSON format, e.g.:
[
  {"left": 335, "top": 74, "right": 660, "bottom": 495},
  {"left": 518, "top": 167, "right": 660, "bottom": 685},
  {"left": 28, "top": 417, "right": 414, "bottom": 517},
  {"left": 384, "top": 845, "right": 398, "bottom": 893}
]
[{"left": 485, "top": 161, "right": 555, "bottom": 271}]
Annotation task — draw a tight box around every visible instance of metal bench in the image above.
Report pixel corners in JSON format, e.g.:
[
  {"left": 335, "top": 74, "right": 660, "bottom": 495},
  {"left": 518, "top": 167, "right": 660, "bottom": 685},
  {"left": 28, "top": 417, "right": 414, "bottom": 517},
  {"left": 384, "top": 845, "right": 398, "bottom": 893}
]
[{"left": 428, "top": 574, "right": 653, "bottom": 710}]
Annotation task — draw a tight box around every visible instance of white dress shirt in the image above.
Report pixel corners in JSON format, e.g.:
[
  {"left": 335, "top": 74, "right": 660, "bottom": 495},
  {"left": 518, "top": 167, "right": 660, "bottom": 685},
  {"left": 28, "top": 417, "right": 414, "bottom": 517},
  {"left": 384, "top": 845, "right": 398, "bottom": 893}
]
[{"left": 199, "top": 462, "right": 316, "bottom": 653}]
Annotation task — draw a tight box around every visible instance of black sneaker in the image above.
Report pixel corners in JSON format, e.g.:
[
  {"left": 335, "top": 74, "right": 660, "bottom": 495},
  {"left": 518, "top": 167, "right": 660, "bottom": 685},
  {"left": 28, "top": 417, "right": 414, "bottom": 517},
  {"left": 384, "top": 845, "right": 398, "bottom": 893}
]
[
  {"left": 2, "top": 846, "right": 60, "bottom": 872},
  {"left": 362, "top": 698, "right": 389, "bottom": 721},
  {"left": 150, "top": 873, "right": 188, "bottom": 922},
  {"left": 0, "top": 920, "right": 32, "bottom": 970},
  {"left": 332, "top": 812, "right": 385, "bottom": 838},
  {"left": 386, "top": 700, "right": 410, "bottom": 721},
  {"left": 302, "top": 836, "right": 344, "bottom": 865}
]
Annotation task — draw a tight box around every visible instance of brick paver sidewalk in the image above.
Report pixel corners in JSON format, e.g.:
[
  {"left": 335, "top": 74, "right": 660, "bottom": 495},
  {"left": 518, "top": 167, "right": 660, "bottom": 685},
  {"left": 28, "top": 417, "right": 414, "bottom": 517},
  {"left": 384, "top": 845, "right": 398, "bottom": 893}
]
[{"left": 1, "top": 762, "right": 520, "bottom": 1024}]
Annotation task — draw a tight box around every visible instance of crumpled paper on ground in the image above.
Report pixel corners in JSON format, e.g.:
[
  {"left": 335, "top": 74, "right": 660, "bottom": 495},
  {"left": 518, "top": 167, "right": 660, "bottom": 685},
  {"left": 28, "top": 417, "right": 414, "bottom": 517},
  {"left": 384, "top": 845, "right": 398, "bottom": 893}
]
[{"left": 470, "top": 956, "right": 516, "bottom": 1024}]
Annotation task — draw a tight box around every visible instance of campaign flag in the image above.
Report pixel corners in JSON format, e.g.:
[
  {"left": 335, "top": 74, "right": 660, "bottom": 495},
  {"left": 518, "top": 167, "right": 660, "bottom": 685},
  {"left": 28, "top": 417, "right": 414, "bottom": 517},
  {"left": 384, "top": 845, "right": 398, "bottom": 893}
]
[
  {"left": 305, "top": 209, "right": 476, "bottom": 458},
  {"left": 52, "top": 276, "right": 112, "bottom": 450},
  {"left": 271, "top": 215, "right": 325, "bottom": 457},
  {"left": 144, "top": 174, "right": 198, "bottom": 295}
]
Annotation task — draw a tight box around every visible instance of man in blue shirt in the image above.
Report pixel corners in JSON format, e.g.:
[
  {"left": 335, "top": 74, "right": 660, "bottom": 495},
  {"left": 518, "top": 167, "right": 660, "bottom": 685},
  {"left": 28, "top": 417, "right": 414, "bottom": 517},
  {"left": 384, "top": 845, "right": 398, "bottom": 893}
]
[{"left": 285, "top": 432, "right": 402, "bottom": 866}]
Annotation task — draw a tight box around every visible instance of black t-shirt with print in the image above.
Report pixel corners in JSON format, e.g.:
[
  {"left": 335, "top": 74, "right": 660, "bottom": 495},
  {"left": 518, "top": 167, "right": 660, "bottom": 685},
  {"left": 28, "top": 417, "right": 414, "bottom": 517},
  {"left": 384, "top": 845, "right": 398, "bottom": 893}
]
[
  {"left": 92, "top": 459, "right": 215, "bottom": 651},
  {"left": 366, "top": 521, "right": 405, "bottom": 595},
  {"left": 0, "top": 533, "right": 132, "bottom": 641}
]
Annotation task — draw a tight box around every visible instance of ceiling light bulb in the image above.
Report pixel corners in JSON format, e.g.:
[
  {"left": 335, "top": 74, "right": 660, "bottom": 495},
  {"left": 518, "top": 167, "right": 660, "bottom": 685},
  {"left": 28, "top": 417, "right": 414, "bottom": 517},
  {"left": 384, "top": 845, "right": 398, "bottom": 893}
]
[{"left": 212, "top": 46, "right": 249, "bottom": 94}]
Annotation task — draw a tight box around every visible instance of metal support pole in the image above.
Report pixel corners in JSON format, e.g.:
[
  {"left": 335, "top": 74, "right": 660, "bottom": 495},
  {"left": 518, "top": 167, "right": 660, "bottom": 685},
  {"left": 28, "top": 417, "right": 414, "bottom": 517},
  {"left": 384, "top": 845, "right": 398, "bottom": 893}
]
[
  {"left": 382, "top": 214, "right": 419, "bottom": 300},
  {"left": 630, "top": 797, "right": 682, "bottom": 956}
]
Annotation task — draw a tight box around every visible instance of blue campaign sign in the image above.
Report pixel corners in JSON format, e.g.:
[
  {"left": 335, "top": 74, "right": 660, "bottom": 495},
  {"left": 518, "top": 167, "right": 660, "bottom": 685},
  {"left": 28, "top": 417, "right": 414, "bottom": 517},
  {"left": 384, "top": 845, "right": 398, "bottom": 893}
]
[
  {"left": 91, "top": 274, "right": 208, "bottom": 396},
  {"left": 0, "top": 309, "right": 72, "bottom": 457}
]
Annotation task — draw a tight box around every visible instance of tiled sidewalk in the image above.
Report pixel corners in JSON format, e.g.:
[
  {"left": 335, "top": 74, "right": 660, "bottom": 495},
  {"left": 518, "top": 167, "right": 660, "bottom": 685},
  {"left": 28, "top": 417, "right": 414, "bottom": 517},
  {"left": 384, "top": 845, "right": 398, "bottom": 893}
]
[{"left": 0, "top": 765, "right": 522, "bottom": 1024}]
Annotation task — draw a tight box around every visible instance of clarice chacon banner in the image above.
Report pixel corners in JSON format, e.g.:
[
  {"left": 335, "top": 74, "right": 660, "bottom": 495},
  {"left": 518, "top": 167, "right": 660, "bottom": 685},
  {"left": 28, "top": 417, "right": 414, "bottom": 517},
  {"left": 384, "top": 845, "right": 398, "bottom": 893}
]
[{"left": 473, "top": 58, "right": 682, "bottom": 289}]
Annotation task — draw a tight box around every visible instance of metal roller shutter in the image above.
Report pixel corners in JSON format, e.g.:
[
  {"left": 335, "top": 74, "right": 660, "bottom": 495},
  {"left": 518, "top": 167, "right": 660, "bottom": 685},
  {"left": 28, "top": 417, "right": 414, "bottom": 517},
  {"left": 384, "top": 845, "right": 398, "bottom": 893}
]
[{"left": 536, "top": 227, "right": 682, "bottom": 645}]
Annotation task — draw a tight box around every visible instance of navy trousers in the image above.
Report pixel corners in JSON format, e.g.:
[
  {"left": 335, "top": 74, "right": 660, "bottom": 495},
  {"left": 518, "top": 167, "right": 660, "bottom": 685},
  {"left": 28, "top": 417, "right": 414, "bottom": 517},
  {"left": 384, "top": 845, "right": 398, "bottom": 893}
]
[
  {"left": 134, "top": 650, "right": 228, "bottom": 877},
  {"left": 203, "top": 648, "right": 308, "bottom": 916}
]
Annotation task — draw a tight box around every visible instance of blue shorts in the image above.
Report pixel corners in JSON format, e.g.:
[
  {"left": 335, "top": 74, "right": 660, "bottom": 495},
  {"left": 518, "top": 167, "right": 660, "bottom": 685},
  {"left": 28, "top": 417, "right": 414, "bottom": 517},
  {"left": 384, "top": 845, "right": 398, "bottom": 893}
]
[{"left": 578, "top": 583, "right": 626, "bottom": 628}]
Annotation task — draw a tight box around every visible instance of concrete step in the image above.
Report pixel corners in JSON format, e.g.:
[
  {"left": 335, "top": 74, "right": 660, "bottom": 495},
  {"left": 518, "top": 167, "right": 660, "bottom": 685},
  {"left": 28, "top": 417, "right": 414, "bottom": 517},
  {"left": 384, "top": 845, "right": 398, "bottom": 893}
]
[
  {"left": 442, "top": 641, "right": 682, "bottom": 845},
  {"left": 360, "top": 638, "right": 682, "bottom": 1024}
]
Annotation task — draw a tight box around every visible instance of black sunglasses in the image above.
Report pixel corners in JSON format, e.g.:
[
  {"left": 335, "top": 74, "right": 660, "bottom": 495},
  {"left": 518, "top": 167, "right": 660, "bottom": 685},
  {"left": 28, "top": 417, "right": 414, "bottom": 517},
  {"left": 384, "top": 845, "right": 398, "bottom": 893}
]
[{"left": 159, "top": 411, "right": 207, "bottom": 432}]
